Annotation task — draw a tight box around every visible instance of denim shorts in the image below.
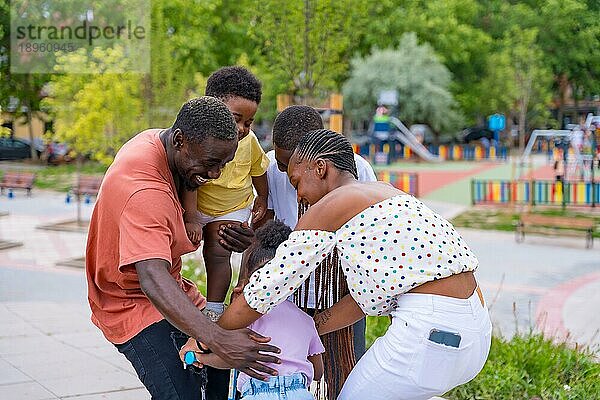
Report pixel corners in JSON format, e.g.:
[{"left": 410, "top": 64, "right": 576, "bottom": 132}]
[{"left": 240, "top": 373, "right": 313, "bottom": 400}]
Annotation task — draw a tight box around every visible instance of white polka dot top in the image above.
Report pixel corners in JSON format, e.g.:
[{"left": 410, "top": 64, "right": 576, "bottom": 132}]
[{"left": 244, "top": 195, "right": 479, "bottom": 316}]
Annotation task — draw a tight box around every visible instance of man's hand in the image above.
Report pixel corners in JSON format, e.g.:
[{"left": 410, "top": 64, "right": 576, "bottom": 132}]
[
  {"left": 207, "top": 327, "right": 281, "bottom": 381},
  {"left": 251, "top": 196, "right": 267, "bottom": 225},
  {"left": 218, "top": 221, "right": 254, "bottom": 252}
]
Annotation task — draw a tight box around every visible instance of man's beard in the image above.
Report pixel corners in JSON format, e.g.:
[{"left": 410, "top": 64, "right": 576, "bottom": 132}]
[{"left": 176, "top": 163, "right": 201, "bottom": 191}]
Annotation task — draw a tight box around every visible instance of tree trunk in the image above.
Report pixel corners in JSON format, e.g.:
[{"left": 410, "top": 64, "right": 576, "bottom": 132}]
[
  {"left": 26, "top": 109, "right": 38, "bottom": 161},
  {"left": 557, "top": 73, "right": 569, "bottom": 128},
  {"left": 76, "top": 155, "right": 83, "bottom": 224},
  {"left": 302, "top": 0, "right": 312, "bottom": 102}
]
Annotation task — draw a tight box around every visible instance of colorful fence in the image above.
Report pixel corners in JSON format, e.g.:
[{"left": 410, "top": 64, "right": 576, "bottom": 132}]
[
  {"left": 377, "top": 171, "right": 419, "bottom": 197},
  {"left": 352, "top": 143, "right": 507, "bottom": 163},
  {"left": 471, "top": 179, "right": 599, "bottom": 207}
]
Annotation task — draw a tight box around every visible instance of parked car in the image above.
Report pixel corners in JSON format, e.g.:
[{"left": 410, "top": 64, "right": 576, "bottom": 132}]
[{"left": 0, "top": 137, "right": 31, "bottom": 160}]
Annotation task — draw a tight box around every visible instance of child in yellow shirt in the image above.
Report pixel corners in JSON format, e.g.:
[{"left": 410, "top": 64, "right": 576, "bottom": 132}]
[{"left": 183, "top": 66, "right": 269, "bottom": 321}]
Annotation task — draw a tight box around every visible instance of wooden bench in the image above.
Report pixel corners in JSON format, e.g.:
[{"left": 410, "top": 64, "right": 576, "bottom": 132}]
[
  {"left": 516, "top": 214, "right": 595, "bottom": 248},
  {"left": 72, "top": 175, "right": 103, "bottom": 199},
  {"left": 0, "top": 172, "right": 36, "bottom": 196}
]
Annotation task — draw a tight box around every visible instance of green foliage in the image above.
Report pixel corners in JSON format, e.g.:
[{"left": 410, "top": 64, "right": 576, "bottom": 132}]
[
  {"left": 366, "top": 316, "right": 391, "bottom": 348},
  {"left": 181, "top": 253, "right": 240, "bottom": 302},
  {"left": 245, "top": 0, "right": 369, "bottom": 104},
  {"left": 0, "top": 106, "right": 11, "bottom": 137},
  {"left": 3, "top": 0, "right": 600, "bottom": 151},
  {"left": 343, "top": 33, "right": 463, "bottom": 137},
  {"left": 360, "top": 0, "right": 493, "bottom": 123},
  {"left": 43, "top": 47, "right": 143, "bottom": 166},
  {"left": 451, "top": 208, "right": 600, "bottom": 238},
  {"left": 445, "top": 334, "right": 600, "bottom": 399},
  {"left": 479, "top": 27, "right": 554, "bottom": 144}
]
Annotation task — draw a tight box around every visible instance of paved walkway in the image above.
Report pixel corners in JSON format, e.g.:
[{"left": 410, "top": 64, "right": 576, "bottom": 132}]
[{"left": 1, "top": 190, "right": 599, "bottom": 399}]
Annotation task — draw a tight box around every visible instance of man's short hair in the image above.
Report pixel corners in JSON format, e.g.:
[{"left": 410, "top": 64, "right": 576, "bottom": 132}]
[
  {"left": 172, "top": 96, "right": 237, "bottom": 144},
  {"left": 205, "top": 66, "right": 262, "bottom": 104},
  {"left": 272, "top": 105, "right": 324, "bottom": 150}
]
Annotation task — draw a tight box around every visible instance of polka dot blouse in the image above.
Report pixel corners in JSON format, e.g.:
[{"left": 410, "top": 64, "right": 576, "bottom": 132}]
[{"left": 244, "top": 195, "right": 479, "bottom": 316}]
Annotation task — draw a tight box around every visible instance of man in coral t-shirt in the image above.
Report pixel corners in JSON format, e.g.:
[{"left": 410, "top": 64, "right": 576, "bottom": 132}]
[{"left": 86, "top": 97, "right": 280, "bottom": 400}]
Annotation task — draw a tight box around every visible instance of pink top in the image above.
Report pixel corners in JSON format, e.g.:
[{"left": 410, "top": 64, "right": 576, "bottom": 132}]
[{"left": 237, "top": 300, "right": 325, "bottom": 391}]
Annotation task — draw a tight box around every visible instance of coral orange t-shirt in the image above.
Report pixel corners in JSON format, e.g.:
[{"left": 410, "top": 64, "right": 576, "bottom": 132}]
[{"left": 86, "top": 129, "right": 205, "bottom": 344}]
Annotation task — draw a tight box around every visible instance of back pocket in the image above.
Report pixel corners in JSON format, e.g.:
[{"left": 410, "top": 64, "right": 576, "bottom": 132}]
[{"left": 408, "top": 337, "right": 472, "bottom": 393}]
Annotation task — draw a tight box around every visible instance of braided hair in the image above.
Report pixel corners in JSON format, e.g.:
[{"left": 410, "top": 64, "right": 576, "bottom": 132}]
[
  {"left": 294, "top": 129, "right": 358, "bottom": 179},
  {"left": 293, "top": 131, "right": 357, "bottom": 400}
]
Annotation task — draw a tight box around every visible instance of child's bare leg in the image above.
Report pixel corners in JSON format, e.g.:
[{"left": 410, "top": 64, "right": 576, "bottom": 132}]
[{"left": 202, "top": 221, "right": 234, "bottom": 319}]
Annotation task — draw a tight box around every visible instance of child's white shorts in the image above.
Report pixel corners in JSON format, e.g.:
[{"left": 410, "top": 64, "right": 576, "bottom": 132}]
[{"left": 197, "top": 206, "right": 252, "bottom": 227}]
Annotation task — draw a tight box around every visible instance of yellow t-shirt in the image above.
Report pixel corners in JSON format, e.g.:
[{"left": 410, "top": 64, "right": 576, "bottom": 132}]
[{"left": 196, "top": 131, "right": 269, "bottom": 216}]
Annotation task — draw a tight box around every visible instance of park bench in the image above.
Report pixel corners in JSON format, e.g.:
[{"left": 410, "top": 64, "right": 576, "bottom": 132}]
[
  {"left": 71, "top": 175, "right": 103, "bottom": 201},
  {"left": 516, "top": 214, "right": 595, "bottom": 248},
  {"left": 0, "top": 171, "right": 36, "bottom": 196}
]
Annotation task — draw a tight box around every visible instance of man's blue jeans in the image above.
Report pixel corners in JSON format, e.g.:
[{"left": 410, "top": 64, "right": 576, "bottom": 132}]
[{"left": 240, "top": 373, "right": 313, "bottom": 400}]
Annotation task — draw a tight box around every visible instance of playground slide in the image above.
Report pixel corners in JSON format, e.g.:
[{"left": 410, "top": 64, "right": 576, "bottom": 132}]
[{"left": 389, "top": 117, "right": 442, "bottom": 162}]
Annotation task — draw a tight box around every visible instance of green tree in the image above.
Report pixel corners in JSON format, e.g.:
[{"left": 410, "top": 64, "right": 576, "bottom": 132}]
[
  {"left": 343, "top": 33, "right": 463, "bottom": 142},
  {"left": 535, "top": 0, "right": 600, "bottom": 125},
  {"left": 478, "top": 0, "right": 600, "bottom": 126},
  {"left": 43, "top": 47, "right": 143, "bottom": 166},
  {"left": 480, "top": 27, "right": 553, "bottom": 150},
  {"left": 0, "top": 0, "right": 49, "bottom": 160},
  {"left": 245, "top": 0, "right": 369, "bottom": 104},
  {"left": 360, "top": 0, "right": 492, "bottom": 124}
]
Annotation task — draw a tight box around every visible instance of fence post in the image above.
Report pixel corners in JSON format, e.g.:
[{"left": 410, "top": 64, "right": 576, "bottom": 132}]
[{"left": 561, "top": 181, "right": 566, "bottom": 211}]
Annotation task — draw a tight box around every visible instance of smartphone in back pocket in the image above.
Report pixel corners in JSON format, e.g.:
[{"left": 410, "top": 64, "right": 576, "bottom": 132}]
[{"left": 428, "top": 329, "right": 461, "bottom": 348}]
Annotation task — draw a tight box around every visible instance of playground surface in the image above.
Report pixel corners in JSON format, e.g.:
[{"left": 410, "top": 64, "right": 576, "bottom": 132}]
[{"left": 374, "top": 154, "right": 573, "bottom": 205}]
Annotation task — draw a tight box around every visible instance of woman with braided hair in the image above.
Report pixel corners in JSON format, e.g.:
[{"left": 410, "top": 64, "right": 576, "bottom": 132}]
[{"left": 218, "top": 129, "right": 491, "bottom": 400}]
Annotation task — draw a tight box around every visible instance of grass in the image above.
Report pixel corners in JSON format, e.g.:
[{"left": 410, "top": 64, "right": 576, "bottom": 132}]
[
  {"left": 451, "top": 207, "right": 600, "bottom": 238},
  {"left": 0, "top": 162, "right": 107, "bottom": 192},
  {"left": 445, "top": 334, "right": 600, "bottom": 399},
  {"left": 180, "top": 252, "right": 239, "bottom": 302}
]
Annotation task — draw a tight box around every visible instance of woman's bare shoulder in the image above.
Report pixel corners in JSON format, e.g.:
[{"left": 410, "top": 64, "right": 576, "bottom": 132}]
[{"left": 296, "top": 182, "right": 402, "bottom": 232}]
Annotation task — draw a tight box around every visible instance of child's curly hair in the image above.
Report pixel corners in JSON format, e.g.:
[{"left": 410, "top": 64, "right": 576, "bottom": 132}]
[{"left": 246, "top": 220, "right": 292, "bottom": 275}]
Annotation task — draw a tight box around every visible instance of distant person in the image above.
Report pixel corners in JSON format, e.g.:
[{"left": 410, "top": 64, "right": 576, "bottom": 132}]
[
  {"left": 86, "top": 97, "right": 280, "bottom": 400},
  {"left": 554, "top": 152, "right": 565, "bottom": 182},
  {"left": 372, "top": 105, "right": 391, "bottom": 143},
  {"left": 180, "top": 220, "right": 324, "bottom": 400}
]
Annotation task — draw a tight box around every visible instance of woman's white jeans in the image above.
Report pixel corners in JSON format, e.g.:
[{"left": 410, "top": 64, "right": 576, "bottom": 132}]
[{"left": 338, "top": 289, "right": 492, "bottom": 400}]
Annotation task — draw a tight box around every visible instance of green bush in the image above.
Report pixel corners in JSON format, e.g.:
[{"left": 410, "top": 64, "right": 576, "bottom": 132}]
[
  {"left": 445, "top": 334, "right": 599, "bottom": 399},
  {"left": 366, "top": 318, "right": 599, "bottom": 399}
]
